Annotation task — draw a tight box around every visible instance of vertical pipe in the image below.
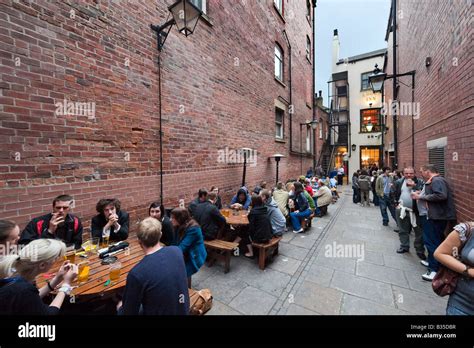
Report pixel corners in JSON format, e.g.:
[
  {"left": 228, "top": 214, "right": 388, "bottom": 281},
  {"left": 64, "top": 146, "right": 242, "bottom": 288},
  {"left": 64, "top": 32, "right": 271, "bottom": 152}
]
[
  {"left": 392, "top": 0, "right": 398, "bottom": 169},
  {"left": 158, "top": 53, "right": 164, "bottom": 205},
  {"left": 242, "top": 152, "right": 247, "bottom": 188},
  {"left": 312, "top": 0, "right": 317, "bottom": 171},
  {"left": 411, "top": 73, "right": 415, "bottom": 167}
]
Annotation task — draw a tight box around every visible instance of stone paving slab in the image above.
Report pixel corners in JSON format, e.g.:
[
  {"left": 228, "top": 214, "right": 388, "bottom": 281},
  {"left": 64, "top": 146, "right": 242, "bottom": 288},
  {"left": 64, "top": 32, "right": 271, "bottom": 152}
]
[
  {"left": 279, "top": 242, "right": 311, "bottom": 261},
  {"left": 340, "top": 294, "right": 410, "bottom": 315},
  {"left": 305, "top": 264, "right": 334, "bottom": 287},
  {"left": 207, "top": 300, "right": 243, "bottom": 315},
  {"left": 228, "top": 286, "right": 278, "bottom": 315},
  {"left": 267, "top": 255, "right": 302, "bottom": 276},
  {"left": 285, "top": 303, "right": 320, "bottom": 315},
  {"left": 356, "top": 261, "right": 409, "bottom": 288},
  {"left": 330, "top": 270, "right": 395, "bottom": 307},
  {"left": 391, "top": 286, "right": 448, "bottom": 315},
  {"left": 292, "top": 280, "right": 343, "bottom": 315}
]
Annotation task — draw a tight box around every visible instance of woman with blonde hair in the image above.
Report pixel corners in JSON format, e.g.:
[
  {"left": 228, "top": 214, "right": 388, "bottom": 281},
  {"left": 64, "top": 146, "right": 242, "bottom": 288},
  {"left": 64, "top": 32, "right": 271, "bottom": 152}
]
[{"left": 0, "top": 239, "right": 78, "bottom": 315}]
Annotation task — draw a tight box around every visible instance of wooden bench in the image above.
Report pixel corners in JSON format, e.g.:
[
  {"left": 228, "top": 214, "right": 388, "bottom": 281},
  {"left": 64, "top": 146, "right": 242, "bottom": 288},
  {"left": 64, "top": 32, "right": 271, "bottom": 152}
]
[
  {"left": 204, "top": 239, "right": 239, "bottom": 274},
  {"left": 251, "top": 237, "right": 282, "bottom": 270}
]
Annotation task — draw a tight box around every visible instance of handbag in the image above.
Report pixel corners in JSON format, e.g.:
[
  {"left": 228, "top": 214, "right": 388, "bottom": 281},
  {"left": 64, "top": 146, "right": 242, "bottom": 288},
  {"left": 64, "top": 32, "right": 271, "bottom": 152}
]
[
  {"left": 189, "top": 288, "right": 213, "bottom": 315},
  {"left": 432, "top": 222, "right": 473, "bottom": 297}
]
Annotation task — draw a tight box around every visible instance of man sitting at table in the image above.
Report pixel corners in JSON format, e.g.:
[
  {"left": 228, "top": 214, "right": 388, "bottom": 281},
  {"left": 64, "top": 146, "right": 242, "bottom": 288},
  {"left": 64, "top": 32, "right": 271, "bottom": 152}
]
[
  {"left": 91, "top": 198, "right": 129, "bottom": 243},
  {"left": 260, "top": 189, "right": 286, "bottom": 237},
  {"left": 19, "top": 194, "right": 83, "bottom": 249},
  {"left": 193, "top": 192, "right": 226, "bottom": 241},
  {"left": 117, "top": 217, "right": 189, "bottom": 315},
  {"left": 188, "top": 188, "right": 208, "bottom": 218},
  {"left": 230, "top": 187, "right": 251, "bottom": 210},
  {"left": 272, "top": 182, "right": 289, "bottom": 218}
]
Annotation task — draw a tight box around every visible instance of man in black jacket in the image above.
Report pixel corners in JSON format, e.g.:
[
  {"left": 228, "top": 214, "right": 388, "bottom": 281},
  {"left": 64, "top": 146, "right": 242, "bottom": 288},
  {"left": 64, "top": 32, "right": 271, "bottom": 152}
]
[
  {"left": 193, "top": 192, "right": 226, "bottom": 240},
  {"left": 390, "top": 167, "right": 426, "bottom": 259},
  {"left": 188, "top": 188, "right": 208, "bottom": 219},
  {"left": 19, "top": 194, "right": 83, "bottom": 249},
  {"left": 91, "top": 198, "right": 129, "bottom": 243}
]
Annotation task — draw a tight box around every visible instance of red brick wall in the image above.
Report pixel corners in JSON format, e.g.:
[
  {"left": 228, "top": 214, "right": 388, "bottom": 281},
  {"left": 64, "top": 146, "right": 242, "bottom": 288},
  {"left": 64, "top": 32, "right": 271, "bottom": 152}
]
[
  {"left": 0, "top": 0, "right": 315, "bottom": 231},
  {"left": 385, "top": 0, "right": 473, "bottom": 221}
]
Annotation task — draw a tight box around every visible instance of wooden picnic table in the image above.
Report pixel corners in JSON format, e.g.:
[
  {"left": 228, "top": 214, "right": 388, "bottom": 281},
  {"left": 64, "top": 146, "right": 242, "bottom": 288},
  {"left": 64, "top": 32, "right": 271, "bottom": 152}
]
[
  {"left": 220, "top": 209, "right": 249, "bottom": 226},
  {"left": 36, "top": 237, "right": 145, "bottom": 300}
]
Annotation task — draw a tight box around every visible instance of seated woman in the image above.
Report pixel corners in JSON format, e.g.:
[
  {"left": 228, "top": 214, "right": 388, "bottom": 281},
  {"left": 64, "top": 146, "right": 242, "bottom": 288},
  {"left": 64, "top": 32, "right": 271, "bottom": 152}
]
[
  {"left": 234, "top": 195, "right": 273, "bottom": 258},
  {"left": 170, "top": 208, "right": 207, "bottom": 288},
  {"left": 0, "top": 220, "right": 20, "bottom": 254},
  {"left": 91, "top": 198, "right": 129, "bottom": 244},
  {"left": 210, "top": 186, "right": 223, "bottom": 210},
  {"left": 315, "top": 180, "right": 333, "bottom": 217},
  {"left": 434, "top": 221, "right": 474, "bottom": 315},
  {"left": 289, "top": 182, "right": 312, "bottom": 234},
  {"left": 230, "top": 187, "right": 251, "bottom": 210},
  {"left": 0, "top": 239, "right": 78, "bottom": 315},
  {"left": 149, "top": 202, "right": 177, "bottom": 246}
]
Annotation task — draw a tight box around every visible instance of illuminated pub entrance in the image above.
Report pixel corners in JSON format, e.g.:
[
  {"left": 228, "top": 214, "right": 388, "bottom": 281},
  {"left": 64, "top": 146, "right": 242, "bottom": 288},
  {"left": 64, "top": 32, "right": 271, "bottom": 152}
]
[{"left": 360, "top": 146, "right": 381, "bottom": 169}]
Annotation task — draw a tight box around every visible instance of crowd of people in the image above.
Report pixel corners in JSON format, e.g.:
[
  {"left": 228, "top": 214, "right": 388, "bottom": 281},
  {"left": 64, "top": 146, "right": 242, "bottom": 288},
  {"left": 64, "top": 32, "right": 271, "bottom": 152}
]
[
  {"left": 0, "top": 163, "right": 471, "bottom": 316},
  {"left": 351, "top": 164, "right": 473, "bottom": 315}
]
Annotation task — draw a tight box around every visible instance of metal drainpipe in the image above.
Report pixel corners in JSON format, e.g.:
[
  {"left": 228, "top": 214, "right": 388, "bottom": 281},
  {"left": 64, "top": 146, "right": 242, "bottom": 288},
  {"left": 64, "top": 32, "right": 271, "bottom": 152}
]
[{"left": 312, "top": 0, "right": 317, "bottom": 170}]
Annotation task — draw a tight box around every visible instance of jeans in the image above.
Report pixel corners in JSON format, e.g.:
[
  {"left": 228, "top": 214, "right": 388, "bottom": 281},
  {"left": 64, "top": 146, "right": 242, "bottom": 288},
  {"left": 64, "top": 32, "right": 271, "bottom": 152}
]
[
  {"left": 423, "top": 219, "right": 447, "bottom": 272},
  {"left": 446, "top": 304, "right": 470, "bottom": 316},
  {"left": 352, "top": 187, "right": 360, "bottom": 203},
  {"left": 396, "top": 208, "right": 424, "bottom": 253},
  {"left": 290, "top": 208, "right": 312, "bottom": 230},
  {"left": 372, "top": 190, "right": 379, "bottom": 206},
  {"left": 379, "top": 194, "right": 396, "bottom": 225}
]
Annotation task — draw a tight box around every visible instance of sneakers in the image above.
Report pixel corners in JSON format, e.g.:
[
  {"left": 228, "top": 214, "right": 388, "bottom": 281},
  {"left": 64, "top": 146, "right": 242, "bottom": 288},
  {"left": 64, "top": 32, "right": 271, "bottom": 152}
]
[
  {"left": 396, "top": 247, "right": 409, "bottom": 254},
  {"left": 393, "top": 228, "right": 400, "bottom": 233},
  {"left": 293, "top": 228, "right": 304, "bottom": 234},
  {"left": 422, "top": 271, "right": 437, "bottom": 281},
  {"left": 420, "top": 260, "right": 429, "bottom": 267},
  {"left": 382, "top": 222, "right": 388, "bottom": 226}
]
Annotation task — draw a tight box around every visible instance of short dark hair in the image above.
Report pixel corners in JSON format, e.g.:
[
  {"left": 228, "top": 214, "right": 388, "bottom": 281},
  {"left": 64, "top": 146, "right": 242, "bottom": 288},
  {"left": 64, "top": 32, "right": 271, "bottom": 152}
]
[
  {"left": 382, "top": 166, "right": 391, "bottom": 172},
  {"left": 208, "top": 192, "right": 217, "bottom": 201},
  {"left": 96, "top": 198, "right": 121, "bottom": 214},
  {"left": 52, "top": 194, "right": 73, "bottom": 207},
  {"left": 148, "top": 201, "right": 165, "bottom": 219},
  {"left": 198, "top": 188, "right": 208, "bottom": 199},
  {"left": 251, "top": 194, "right": 263, "bottom": 207},
  {"left": 360, "top": 170, "right": 368, "bottom": 176},
  {"left": 421, "top": 164, "right": 439, "bottom": 173},
  {"left": 276, "top": 182, "right": 284, "bottom": 190},
  {"left": 0, "top": 220, "right": 17, "bottom": 243}
]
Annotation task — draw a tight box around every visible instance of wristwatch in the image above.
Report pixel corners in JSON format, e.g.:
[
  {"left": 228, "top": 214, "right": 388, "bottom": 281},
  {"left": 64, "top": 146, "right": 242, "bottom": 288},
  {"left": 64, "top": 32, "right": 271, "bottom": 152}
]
[
  {"left": 462, "top": 265, "right": 471, "bottom": 278},
  {"left": 58, "top": 283, "right": 72, "bottom": 295}
]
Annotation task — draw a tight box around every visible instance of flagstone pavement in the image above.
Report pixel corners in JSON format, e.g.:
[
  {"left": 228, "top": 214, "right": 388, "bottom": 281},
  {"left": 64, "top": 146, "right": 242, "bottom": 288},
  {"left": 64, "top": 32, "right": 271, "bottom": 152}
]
[{"left": 194, "top": 186, "right": 448, "bottom": 315}]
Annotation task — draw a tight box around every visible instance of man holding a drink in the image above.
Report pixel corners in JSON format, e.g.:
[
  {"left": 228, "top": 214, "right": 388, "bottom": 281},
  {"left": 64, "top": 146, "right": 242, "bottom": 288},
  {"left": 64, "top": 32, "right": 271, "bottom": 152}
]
[{"left": 19, "top": 194, "right": 83, "bottom": 249}]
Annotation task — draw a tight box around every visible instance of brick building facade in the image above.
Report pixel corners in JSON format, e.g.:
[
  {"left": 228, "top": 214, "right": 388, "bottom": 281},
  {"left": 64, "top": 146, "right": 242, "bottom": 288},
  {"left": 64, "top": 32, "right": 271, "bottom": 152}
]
[
  {"left": 383, "top": 0, "right": 473, "bottom": 221},
  {"left": 0, "top": 0, "right": 319, "bottom": 230}
]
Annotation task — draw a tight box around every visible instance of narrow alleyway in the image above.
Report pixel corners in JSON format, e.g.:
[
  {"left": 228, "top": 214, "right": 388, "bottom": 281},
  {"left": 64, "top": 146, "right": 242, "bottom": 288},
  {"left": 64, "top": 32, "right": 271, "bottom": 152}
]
[{"left": 197, "top": 186, "right": 447, "bottom": 315}]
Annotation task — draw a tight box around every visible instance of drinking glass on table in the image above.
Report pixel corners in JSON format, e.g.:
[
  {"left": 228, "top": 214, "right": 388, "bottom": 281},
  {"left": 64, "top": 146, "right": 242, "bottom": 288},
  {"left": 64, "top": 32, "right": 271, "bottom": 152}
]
[
  {"left": 77, "top": 261, "right": 90, "bottom": 283},
  {"left": 64, "top": 245, "right": 76, "bottom": 263},
  {"left": 101, "top": 230, "right": 110, "bottom": 248},
  {"left": 109, "top": 261, "right": 121, "bottom": 284}
]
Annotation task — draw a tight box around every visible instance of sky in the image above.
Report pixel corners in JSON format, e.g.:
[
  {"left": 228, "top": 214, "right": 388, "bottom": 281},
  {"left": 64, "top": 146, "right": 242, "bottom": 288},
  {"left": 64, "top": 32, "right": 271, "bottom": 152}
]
[{"left": 315, "top": 0, "right": 391, "bottom": 106}]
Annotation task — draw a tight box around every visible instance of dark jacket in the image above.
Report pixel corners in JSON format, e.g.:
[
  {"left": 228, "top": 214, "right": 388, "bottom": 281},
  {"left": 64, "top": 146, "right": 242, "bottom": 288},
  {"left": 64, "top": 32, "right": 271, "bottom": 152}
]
[
  {"left": 214, "top": 196, "right": 223, "bottom": 210},
  {"left": 177, "top": 225, "right": 207, "bottom": 277},
  {"left": 247, "top": 205, "right": 273, "bottom": 243},
  {"left": 390, "top": 177, "right": 424, "bottom": 214},
  {"left": 0, "top": 277, "right": 60, "bottom": 315},
  {"left": 358, "top": 175, "right": 371, "bottom": 191},
  {"left": 19, "top": 213, "right": 83, "bottom": 249},
  {"left": 188, "top": 197, "right": 200, "bottom": 218},
  {"left": 294, "top": 192, "right": 310, "bottom": 212},
  {"left": 160, "top": 215, "right": 178, "bottom": 246},
  {"left": 193, "top": 201, "right": 226, "bottom": 240},
  {"left": 91, "top": 210, "right": 129, "bottom": 242},
  {"left": 421, "top": 176, "right": 457, "bottom": 221}
]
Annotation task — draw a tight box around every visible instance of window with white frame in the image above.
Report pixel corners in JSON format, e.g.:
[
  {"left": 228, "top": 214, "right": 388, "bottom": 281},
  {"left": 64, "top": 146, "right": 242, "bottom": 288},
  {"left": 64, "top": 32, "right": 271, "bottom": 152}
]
[
  {"left": 190, "top": 0, "right": 206, "bottom": 14},
  {"left": 306, "top": 127, "right": 311, "bottom": 153},
  {"left": 274, "top": 0, "right": 283, "bottom": 16},
  {"left": 275, "top": 107, "right": 284, "bottom": 139},
  {"left": 275, "top": 44, "right": 284, "bottom": 82}
]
